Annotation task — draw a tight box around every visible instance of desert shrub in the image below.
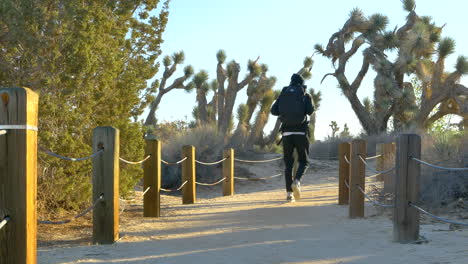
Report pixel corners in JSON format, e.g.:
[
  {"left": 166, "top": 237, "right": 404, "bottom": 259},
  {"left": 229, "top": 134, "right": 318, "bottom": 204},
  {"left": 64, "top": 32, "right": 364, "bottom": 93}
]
[
  {"left": 420, "top": 131, "right": 468, "bottom": 208},
  {"left": 159, "top": 124, "right": 225, "bottom": 188}
]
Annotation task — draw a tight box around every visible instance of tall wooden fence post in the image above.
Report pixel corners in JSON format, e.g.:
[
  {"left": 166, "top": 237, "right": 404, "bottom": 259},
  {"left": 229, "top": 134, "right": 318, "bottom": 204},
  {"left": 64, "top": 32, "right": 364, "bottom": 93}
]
[
  {"left": 0, "top": 87, "right": 38, "bottom": 264},
  {"left": 394, "top": 134, "right": 421, "bottom": 243},
  {"left": 349, "top": 139, "right": 366, "bottom": 218},
  {"left": 182, "top": 145, "right": 196, "bottom": 204},
  {"left": 92, "top": 127, "right": 119, "bottom": 244},
  {"left": 383, "top": 143, "right": 397, "bottom": 194},
  {"left": 223, "top": 148, "right": 234, "bottom": 196},
  {"left": 338, "top": 142, "right": 350, "bottom": 205},
  {"left": 143, "top": 139, "right": 161, "bottom": 217}
]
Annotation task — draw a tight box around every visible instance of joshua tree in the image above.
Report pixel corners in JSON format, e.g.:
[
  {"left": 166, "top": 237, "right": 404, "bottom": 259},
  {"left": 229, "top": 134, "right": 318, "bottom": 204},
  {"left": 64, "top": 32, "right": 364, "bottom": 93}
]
[
  {"left": 315, "top": 0, "right": 467, "bottom": 134},
  {"left": 340, "top": 123, "right": 352, "bottom": 138},
  {"left": 192, "top": 70, "right": 210, "bottom": 125},
  {"left": 216, "top": 50, "right": 261, "bottom": 136},
  {"left": 144, "top": 51, "right": 194, "bottom": 126},
  {"left": 308, "top": 87, "right": 322, "bottom": 142},
  {"left": 329, "top": 121, "right": 340, "bottom": 138},
  {"left": 230, "top": 103, "right": 250, "bottom": 149},
  {"left": 191, "top": 77, "right": 218, "bottom": 126},
  {"left": 247, "top": 89, "right": 277, "bottom": 148}
]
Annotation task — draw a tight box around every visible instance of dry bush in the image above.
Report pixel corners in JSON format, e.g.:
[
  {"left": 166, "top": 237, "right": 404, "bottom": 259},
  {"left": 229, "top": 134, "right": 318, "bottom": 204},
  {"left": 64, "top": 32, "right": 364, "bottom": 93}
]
[
  {"left": 310, "top": 133, "right": 395, "bottom": 160},
  {"left": 419, "top": 132, "right": 468, "bottom": 209},
  {"left": 159, "top": 124, "right": 225, "bottom": 188}
]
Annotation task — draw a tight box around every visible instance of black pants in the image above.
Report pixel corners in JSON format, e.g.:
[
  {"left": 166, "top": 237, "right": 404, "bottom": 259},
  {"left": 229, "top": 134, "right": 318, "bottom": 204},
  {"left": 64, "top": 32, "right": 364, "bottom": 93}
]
[{"left": 282, "top": 134, "right": 309, "bottom": 192}]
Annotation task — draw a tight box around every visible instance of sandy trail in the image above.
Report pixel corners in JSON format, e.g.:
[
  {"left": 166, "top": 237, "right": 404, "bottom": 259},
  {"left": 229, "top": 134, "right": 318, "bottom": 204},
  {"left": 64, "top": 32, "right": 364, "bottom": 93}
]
[{"left": 38, "top": 158, "right": 468, "bottom": 264}]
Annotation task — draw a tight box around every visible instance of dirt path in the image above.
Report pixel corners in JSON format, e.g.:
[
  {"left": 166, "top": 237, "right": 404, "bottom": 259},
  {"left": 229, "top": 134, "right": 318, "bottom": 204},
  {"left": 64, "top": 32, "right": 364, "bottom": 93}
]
[{"left": 38, "top": 158, "right": 468, "bottom": 264}]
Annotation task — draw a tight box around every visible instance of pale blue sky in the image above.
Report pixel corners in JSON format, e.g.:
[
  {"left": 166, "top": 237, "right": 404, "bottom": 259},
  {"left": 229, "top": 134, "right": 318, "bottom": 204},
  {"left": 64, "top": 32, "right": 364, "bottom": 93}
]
[{"left": 145, "top": 0, "right": 468, "bottom": 140}]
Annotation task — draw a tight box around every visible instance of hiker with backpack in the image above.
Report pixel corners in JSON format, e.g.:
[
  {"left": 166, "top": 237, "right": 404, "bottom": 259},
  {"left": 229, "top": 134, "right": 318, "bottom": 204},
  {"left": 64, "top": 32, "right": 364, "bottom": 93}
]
[{"left": 270, "top": 73, "right": 314, "bottom": 202}]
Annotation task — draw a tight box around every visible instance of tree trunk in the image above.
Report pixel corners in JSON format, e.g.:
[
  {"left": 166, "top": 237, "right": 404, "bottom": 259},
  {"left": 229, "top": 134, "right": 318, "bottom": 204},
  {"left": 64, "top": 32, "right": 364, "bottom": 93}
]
[{"left": 144, "top": 92, "right": 165, "bottom": 126}]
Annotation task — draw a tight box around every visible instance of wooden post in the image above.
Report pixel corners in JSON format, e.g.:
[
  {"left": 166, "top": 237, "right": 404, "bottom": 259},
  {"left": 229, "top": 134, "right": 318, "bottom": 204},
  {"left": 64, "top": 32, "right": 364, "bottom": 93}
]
[
  {"left": 143, "top": 139, "right": 161, "bottom": 217},
  {"left": 349, "top": 139, "right": 366, "bottom": 218},
  {"left": 182, "top": 145, "right": 196, "bottom": 204},
  {"left": 394, "top": 134, "right": 421, "bottom": 243},
  {"left": 383, "top": 143, "right": 397, "bottom": 194},
  {"left": 0, "top": 87, "right": 38, "bottom": 264},
  {"left": 223, "top": 148, "right": 234, "bottom": 196},
  {"left": 338, "top": 142, "right": 350, "bottom": 205},
  {"left": 92, "top": 127, "right": 119, "bottom": 244}
]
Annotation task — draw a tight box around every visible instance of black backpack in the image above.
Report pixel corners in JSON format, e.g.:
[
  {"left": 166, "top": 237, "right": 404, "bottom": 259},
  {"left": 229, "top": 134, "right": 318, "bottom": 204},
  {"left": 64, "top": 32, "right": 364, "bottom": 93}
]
[{"left": 278, "top": 85, "right": 307, "bottom": 126}]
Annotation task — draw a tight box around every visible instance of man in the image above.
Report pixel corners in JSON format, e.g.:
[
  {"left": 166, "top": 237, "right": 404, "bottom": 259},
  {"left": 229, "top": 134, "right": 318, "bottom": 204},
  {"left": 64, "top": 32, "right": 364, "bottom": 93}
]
[{"left": 270, "top": 73, "right": 314, "bottom": 202}]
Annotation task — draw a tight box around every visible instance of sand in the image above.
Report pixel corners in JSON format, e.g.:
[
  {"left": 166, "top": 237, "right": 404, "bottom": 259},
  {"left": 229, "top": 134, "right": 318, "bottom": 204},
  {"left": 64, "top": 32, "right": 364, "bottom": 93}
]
[{"left": 38, "top": 156, "right": 468, "bottom": 264}]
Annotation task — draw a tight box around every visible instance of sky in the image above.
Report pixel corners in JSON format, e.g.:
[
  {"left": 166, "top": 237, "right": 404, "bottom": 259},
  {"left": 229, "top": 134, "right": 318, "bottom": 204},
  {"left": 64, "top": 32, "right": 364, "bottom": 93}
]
[{"left": 144, "top": 0, "right": 468, "bottom": 140}]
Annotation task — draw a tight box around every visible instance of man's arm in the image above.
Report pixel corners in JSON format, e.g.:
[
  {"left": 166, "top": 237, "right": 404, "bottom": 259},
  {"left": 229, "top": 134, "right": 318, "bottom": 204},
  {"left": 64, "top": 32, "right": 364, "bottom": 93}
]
[
  {"left": 270, "top": 98, "right": 280, "bottom": 116},
  {"left": 305, "top": 93, "right": 314, "bottom": 115}
]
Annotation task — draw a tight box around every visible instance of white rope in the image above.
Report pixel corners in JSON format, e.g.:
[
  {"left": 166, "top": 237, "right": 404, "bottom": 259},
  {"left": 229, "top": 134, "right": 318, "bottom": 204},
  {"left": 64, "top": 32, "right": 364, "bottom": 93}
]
[
  {"left": 344, "top": 155, "right": 350, "bottom": 165},
  {"left": 142, "top": 186, "right": 151, "bottom": 196},
  {"left": 366, "top": 154, "right": 382, "bottom": 160},
  {"left": 38, "top": 195, "right": 104, "bottom": 225},
  {"left": 119, "top": 155, "right": 151, "bottom": 165},
  {"left": 409, "top": 203, "right": 468, "bottom": 226},
  {"left": 195, "top": 157, "right": 227, "bottom": 166},
  {"left": 119, "top": 186, "right": 152, "bottom": 203},
  {"left": 357, "top": 185, "right": 394, "bottom": 208},
  {"left": 359, "top": 155, "right": 395, "bottom": 174},
  {"left": 0, "top": 216, "right": 10, "bottom": 230},
  {"left": 234, "top": 156, "right": 283, "bottom": 163},
  {"left": 41, "top": 147, "right": 104, "bottom": 161},
  {"left": 234, "top": 173, "right": 282, "bottom": 180},
  {"left": 161, "top": 157, "right": 187, "bottom": 165},
  {"left": 161, "top": 180, "right": 188, "bottom": 192},
  {"left": 344, "top": 179, "right": 350, "bottom": 189},
  {"left": 0, "top": 125, "right": 38, "bottom": 131},
  {"left": 411, "top": 157, "right": 468, "bottom": 171},
  {"left": 0, "top": 130, "right": 6, "bottom": 136},
  {"left": 196, "top": 177, "right": 226, "bottom": 186}
]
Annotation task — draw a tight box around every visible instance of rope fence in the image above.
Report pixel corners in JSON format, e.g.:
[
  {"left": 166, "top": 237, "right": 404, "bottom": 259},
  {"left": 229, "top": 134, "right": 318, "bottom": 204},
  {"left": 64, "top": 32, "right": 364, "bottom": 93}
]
[
  {"left": 0, "top": 216, "right": 10, "bottom": 230},
  {"left": 40, "top": 147, "right": 104, "bottom": 161},
  {"left": 5, "top": 89, "right": 468, "bottom": 263},
  {"left": 196, "top": 177, "right": 226, "bottom": 186},
  {"left": 161, "top": 180, "right": 188, "bottom": 192},
  {"left": 344, "top": 155, "right": 350, "bottom": 165},
  {"left": 411, "top": 157, "right": 468, "bottom": 171},
  {"left": 358, "top": 155, "right": 395, "bottom": 175},
  {"left": 234, "top": 173, "right": 282, "bottom": 181},
  {"left": 365, "top": 154, "right": 382, "bottom": 160},
  {"left": 409, "top": 203, "right": 468, "bottom": 226},
  {"left": 356, "top": 185, "right": 394, "bottom": 208},
  {"left": 195, "top": 157, "right": 227, "bottom": 166},
  {"left": 161, "top": 157, "right": 187, "bottom": 165},
  {"left": 38, "top": 195, "right": 104, "bottom": 225},
  {"left": 234, "top": 156, "right": 282, "bottom": 163},
  {"left": 119, "top": 155, "right": 151, "bottom": 165}
]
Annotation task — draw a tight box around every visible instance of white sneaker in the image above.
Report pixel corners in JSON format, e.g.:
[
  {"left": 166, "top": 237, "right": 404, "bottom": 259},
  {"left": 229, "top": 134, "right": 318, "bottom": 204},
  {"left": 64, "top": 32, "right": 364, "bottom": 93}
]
[
  {"left": 292, "top": 179, "right": 301, "bottom": 200},
  {"left": 286, "top": 192, "right": 295, "bottom": 202}
]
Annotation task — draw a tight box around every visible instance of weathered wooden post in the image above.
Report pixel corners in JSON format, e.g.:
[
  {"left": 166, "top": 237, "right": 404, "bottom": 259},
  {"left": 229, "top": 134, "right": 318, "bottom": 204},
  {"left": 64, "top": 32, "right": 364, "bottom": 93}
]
[
  {"left": 383, "top": 143, "right": 397, "bottom": 194},
  {"left": 349, "top": 139, "right": 366, "bottom": 218},
  {"left": 92, "top": 127, "right": 119, "bottom": 244},
  {"left": 223, "top": 148, "right": 234, "bottom": 196},
  {"left": 143, "top": 139, "right": 161, "bottom": 217},
  {"left": 338, "top": 142, "right": 351, "bottom": 205},
  {"left": 394, "top": 134, "right": 421, "bottom": 243},
  {"left": 0, "top": 87, "right": 38, "bottom": 264},
  {"left": 182, "top": 145, "right": 196, "bottom": 204}
]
